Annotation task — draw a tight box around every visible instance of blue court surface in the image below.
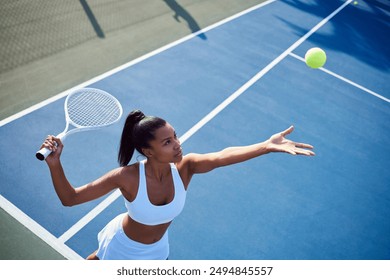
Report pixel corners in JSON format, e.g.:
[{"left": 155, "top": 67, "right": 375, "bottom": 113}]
[{"left": 1, "top": 0, "right": 389, "bottom": 260}]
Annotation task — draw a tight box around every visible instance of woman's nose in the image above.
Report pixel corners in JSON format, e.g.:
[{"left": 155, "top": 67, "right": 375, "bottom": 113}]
[{"left": 174, "top": 139, "right": 181, "bottom": 149}]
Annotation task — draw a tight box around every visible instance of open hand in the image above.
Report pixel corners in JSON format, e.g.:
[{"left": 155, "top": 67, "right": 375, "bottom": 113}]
[{"left": 266, "top": 126, "right": 315, "bottom": 156}]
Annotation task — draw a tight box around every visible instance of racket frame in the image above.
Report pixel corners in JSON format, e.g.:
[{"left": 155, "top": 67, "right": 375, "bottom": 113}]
[{"left": 36, "top": 88, "right": 123, "bottom": 161}]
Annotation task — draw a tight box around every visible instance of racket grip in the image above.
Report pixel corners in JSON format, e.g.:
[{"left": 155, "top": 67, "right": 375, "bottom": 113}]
[{"left": 36, "top": 147, "right": 52, "bottom": 161}]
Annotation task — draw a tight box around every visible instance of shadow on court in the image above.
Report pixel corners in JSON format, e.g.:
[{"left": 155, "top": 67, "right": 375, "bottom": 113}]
[
  {"left": 79, "top": 0, "right": 105, "bottom": 38},
  {"left": 163, "top": 0, "right": 208, "bottom": 40}
]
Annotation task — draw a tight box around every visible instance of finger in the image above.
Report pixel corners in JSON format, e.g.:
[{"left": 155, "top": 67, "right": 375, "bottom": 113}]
[
  {"left": 281, "top": 125, "right": 294, "bottom": 137},
  {"left": 43, "top": 135, "right": 61, "bottom": 151},
  {"left": 295, "top": 148, "right": 315, "bottom": 156},
  {"left": 46, "top": 135, "right": 56, "bottom": 140},
  {"left": 52, "top": 136, "right": 63, "bottom": 146},
  {"left": 43, "top": 139, "right": 55, "bottom": 150},
  {"left": 47, "top": 136, "right": 62, "bottom": 149},
  {"left": 294, "top": 142, "right": 314, "bottom": 149},
  {"left": 285, "top": 149, "right": 296, "bottom": 155}
]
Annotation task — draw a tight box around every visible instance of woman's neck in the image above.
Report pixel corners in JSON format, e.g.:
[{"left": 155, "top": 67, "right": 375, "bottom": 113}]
[{"left": 144, "top": 159, "right": 171, "bottom": 182}]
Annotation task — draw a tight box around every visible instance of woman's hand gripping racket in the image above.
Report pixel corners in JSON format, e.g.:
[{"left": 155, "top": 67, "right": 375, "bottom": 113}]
[{"left": 36, "top": 88, "right": 123, "bottom": 161}]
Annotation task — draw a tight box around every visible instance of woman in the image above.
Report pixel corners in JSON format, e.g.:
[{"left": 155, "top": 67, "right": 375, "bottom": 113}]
[{"left": 41, "top": 109, "right": 314, "bottom": 260}]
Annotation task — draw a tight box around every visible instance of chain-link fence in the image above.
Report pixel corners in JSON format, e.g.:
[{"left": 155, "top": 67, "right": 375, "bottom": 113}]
[{"left": 0, "top": 0, "right": 177, "bottom": 74}]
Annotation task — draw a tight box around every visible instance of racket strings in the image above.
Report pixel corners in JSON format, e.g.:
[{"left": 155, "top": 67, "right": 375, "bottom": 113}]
[{"left": 67, "top": 90, "right": 121, "bottom": 127}]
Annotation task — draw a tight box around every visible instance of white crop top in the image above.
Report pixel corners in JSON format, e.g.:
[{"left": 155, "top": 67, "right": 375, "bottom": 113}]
[{"left": 124, "top": 161, "right": 187, "bottom": 226}]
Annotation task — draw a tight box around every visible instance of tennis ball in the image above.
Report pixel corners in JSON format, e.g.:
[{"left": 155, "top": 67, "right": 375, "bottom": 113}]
[{"left": 305, "top": 47, "right": 327, "bottom": 69}]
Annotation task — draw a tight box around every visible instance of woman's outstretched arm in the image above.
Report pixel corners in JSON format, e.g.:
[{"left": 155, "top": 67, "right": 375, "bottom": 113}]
[{"left": 184, "top": 126, "right": 314, "bottom": 175}]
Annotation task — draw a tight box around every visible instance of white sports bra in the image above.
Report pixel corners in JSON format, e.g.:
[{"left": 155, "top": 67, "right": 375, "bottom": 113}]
[{"left": 124, "top": 160, "right": 187, "bottom": 226}]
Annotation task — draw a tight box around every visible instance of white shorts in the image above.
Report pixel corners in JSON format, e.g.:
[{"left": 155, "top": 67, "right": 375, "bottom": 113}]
[{"left": 96, "top": 213, "right": 169, "bottom": 260}]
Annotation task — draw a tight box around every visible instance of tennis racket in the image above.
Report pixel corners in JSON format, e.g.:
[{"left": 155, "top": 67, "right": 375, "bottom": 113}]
[{"left": 36, "top": 87, "right": 123, "bottom": 161}]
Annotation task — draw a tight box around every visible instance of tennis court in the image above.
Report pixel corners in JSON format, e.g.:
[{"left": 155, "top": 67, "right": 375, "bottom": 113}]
[{"left": 1, "top": 0, "right": 389, "bottom": 260}]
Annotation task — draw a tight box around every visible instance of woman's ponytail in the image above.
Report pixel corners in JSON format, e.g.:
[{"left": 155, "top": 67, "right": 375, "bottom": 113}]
[
  {"left": 118, "top": 109, "right": 166, "bottom": 166},
  {"left": 118, "top": 110, "right": 145, "bottom": 166}
]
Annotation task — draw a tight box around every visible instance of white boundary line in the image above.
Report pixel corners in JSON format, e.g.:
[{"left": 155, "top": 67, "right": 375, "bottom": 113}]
[
  {"left": 289, "top": 52, "right": 390, "bottom": 103},
  {"left": 58, "top": 189, "right": 121, "bottom": 243},
  {"left": 0, "top": 0, "right": 277, "bottom": 128},
  {"left": 58, "top": 0, "right": 353, "bottom": 245},
  {"left": 0, "top": 195, "right": 83, "bottom": 259}
]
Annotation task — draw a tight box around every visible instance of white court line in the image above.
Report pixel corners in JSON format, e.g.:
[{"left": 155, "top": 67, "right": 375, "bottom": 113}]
[
  {"left": 289, "top": 52, "right": 390, "bottom": 103},
  {"left": 0, "top": 195, "right": 83, "bottom": 259},
  {"left": 58, "top": 189, "right": 121, "bottom": 243},
  {"left": 57, "top": 0, "right": 354, "bottom": 246}
]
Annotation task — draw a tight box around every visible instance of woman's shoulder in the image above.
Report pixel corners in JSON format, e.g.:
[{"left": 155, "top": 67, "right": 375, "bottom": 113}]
[
  {"left": 117, "top": 162, "right": 140, "bottom": 178},
  {"left": 175, "top": 154, "right": 200, "bottom": 188},
  {"left": 106, "top": 162, "right": 139, "bottom": 186},
  {"left": 114, "top": 162, "right": 140, "bottom": 199},
  {"left": 177, "top": 153, "right": 205, "bottom": 168}
]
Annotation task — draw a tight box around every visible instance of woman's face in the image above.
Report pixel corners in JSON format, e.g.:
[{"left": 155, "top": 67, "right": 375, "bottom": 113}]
[{"left": 145, "top": 123, "right": 182, "bottom": 162}]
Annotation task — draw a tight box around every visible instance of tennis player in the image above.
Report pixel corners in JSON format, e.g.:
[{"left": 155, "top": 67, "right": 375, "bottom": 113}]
[{"left": 41, "top": 109, "right": 315, "bottom": 260}]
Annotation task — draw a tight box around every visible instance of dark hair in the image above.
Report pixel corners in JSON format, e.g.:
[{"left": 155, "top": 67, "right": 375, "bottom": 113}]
[{"left": 118, "top": 110, "right": 166, "bottom": 166}]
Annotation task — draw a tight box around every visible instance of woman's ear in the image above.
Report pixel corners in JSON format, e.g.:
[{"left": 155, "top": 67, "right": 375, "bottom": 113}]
[{"left": 142, "top": 147, "right": 153, "bottom": 158}]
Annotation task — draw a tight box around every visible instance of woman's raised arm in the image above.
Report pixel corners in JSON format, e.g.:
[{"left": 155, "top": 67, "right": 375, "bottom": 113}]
[{"left": 42, "top": 135, "right": 120, "bottom": 206}]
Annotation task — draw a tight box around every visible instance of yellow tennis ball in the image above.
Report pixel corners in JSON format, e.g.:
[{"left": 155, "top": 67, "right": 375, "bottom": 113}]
[{"left": 305, "top": 47, "right": 327, "bottom": 69}]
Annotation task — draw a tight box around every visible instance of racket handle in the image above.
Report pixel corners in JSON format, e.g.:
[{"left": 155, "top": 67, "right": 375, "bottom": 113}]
[{"left": 36, "top": 147, "right": 52, "bottom": 161}]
